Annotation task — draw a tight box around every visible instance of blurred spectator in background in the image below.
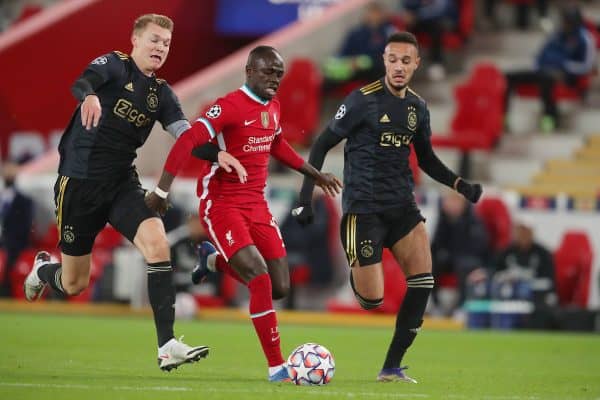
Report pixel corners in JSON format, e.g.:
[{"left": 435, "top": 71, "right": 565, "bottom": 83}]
[
  {"left": 0, "top": 160, "right": 34, "bottom": 296},
  {"left": 504, "top": 4, "right": 596, "bottom": 132},
  {"left": 492, "top": 218, "right": 556, "bottom": 322},
  {"left": 431, "top": 191, "right": 488, "bottom": 315},
  {"left": 483, "top": 0, "right": 550, "bottom": 31},
  {"left": 323, "top": 2, "right": 396, "bottom": 90},
  {"left": 398, "top": 0, "right": 459, "bottom": 80},
  {"left": 280, "top": 195, "right": 338, "bottom": 309}
]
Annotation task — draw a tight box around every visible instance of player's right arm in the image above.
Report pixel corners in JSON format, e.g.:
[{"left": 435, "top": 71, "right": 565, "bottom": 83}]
[
  {"left": 294, "top": 91, "right": 363, "bottom": 225},
  {"left": 145, "top": 100, "right": 247, "bottom": 215},
  {"left": 71, "top": 52, "right": 125, "bottom": 130}
]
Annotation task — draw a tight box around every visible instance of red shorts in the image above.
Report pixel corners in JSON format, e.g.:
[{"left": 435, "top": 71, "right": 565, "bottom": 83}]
[{"left": 199, "top": 199, "right": 286, "bottom": 262}]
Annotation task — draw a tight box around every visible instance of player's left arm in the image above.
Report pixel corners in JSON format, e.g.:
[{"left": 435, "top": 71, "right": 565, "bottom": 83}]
[
  {"left": 270, "top": 132, "right": 342, "bottom": 198},
  {"left": 413, "top": 107, "right": 482, "bottom": 203}
]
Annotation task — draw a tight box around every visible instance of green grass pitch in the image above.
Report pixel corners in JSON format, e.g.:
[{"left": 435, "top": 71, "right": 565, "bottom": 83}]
[{"left": 1, "top": 312, "right": 599, "bottom": 400}]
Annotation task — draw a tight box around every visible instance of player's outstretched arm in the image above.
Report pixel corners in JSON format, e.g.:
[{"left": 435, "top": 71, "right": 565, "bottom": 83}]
[{"left": 293, "top": 128, "right": 343, "bottom": 226}]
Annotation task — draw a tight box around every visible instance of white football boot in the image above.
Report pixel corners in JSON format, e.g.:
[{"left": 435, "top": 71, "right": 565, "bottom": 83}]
[
  {"left": 157, "top": 336, "right": 209, "bottom": 371},
  {"left": 23, "top": 251, "right": 52, "bottom": 301}
]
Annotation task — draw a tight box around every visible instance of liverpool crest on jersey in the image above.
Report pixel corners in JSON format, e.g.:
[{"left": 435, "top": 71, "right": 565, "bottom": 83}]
[{"left": 261, "top": 111, "right": 269, "bottom": 128}]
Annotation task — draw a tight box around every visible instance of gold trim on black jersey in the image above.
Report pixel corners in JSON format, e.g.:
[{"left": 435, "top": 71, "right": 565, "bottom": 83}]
[
  {"left": 345, "top": 214, "right": 358, "bottom": 266},
  {"left": 113, "top": 50, "right": 129, "bottom": 60},
  {"left": 360, "top": 80, "right": 383, "bottom": 95},
  {"left": 407, "top": 87, "right": 423, "bottom": 100},
  {"left": 56, "top": 176, "right": 69, "bottom": 240},
  {"left": 155, "top": 78, "right": 166, "bottom": 85}
]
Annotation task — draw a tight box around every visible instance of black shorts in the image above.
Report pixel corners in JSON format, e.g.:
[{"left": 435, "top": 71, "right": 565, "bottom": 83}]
[
  {"left": 340, "top": 204, "right": 425, "bottom": 267},
  {"left": 53, "top": 171, "right": 157, "bottom": 256}
]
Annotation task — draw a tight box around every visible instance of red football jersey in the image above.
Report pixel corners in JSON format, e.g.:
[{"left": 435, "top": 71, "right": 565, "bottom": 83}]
[{"left": 196, "top": 85, "right": 284, "bottom": 204}]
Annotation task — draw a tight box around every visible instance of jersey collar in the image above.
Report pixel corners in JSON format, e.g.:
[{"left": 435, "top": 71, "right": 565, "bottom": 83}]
[{"left": 240, "top": 84, "right": 269, "bottom": 105}]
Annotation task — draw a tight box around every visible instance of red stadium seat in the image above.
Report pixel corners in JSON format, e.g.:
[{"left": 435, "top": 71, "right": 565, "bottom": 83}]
[
  {"left": 432, "top": 63, "right": 506, "bottom": 152},
  {"left": 554, "top": 231, "right": 593, "bottom": 308},
  {"left": 277, "top": 58, "right": 322, "bottom": 147},
  {"left": 475, "top": 197, "right": 512, "bottom": 252}
]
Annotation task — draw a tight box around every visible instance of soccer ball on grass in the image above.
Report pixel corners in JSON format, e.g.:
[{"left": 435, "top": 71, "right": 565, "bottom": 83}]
[{"left": 286, "top": 343, "right": 335, "bottom": 385}]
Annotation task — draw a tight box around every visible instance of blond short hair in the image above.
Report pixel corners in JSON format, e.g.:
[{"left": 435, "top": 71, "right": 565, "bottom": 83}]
[{"left": 133, "top": 14, "right": 174, "bottom": 35}]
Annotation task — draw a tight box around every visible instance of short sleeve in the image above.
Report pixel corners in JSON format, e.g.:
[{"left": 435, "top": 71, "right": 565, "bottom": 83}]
[
  {"left": 327, "top": 90, "right": 365, "bottom": 139},
  {"left": 195, "top": 97, "right": 239, "bottom": 137},
  {"left": 158, "top": 83, "right": 186, "bottom": 128}
]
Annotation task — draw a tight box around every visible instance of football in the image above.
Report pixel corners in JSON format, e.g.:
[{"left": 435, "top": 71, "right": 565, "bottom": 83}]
[{"left": 286, "top": 343, "right": 335, "bottom": 385}]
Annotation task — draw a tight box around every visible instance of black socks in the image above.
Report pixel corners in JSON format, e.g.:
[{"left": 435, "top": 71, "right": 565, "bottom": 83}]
[{"left": 382, "top": 273, "right": 434, "bottom": 369}]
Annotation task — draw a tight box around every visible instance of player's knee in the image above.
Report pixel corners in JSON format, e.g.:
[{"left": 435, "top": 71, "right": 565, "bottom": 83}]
[
  {"left": 355, "top": 293, "right": 383, "bottom": 310},
  {"left": 349, "top": 273, "right": 383, "bottom": 309},
  {"left": 271, "top": 280, "right": 290, "bottom": 300},
  {"left": 142, "top": 236, "right": 170, "bottom": 262},
  {"left": 62, "top": 278, "right": 88, "bottom": 296}
]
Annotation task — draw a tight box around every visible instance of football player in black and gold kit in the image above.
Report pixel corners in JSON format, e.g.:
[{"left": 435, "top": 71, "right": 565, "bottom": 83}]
[
  {"left": 295, "top": 32, "right": 482, "bottom": 383},
  {"left": 23, "top": 14, "right": 244, "bottom": 371}
]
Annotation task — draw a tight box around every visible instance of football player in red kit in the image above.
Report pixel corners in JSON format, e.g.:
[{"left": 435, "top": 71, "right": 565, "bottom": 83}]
[{"left": 145, "top": 46, "right": 342, "bottom": 382}]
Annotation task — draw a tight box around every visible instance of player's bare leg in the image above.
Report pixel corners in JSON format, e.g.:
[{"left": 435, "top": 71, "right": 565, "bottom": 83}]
[
  {"left": 134, "top": 217, "right": 208, "bottom": 371},
  {"left": 378, "top": 222, "right": 433, "bottom": 383},
  {"left": 229, "top": 246, "right": 290, "bottom": 382}
]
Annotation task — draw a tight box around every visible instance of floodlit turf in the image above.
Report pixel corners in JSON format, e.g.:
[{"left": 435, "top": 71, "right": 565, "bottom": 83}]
[{"left": 1, "top": 312, "right": 599, "bottom": 400}]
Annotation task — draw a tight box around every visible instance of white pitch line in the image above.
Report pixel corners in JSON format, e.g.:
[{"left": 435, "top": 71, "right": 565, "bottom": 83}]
[
  {"left": 0, "top": 382, "right": 548, "bottom": 399},
  {"left": 0, "top": 383, "right": 191, "bottom": 392}
]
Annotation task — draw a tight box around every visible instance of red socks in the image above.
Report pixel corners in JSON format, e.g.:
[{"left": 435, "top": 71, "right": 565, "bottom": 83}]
[{"left": 248, "top": 273, "right": 284, "bottom": 367}]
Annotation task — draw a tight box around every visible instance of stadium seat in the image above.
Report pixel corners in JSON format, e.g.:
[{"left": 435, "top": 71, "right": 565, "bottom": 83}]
[
  {"left": 431, "top": 62, "right": 506, "bottom": 176},
  {"left": 553, "top": 231, "right": 593, "bottom": 308},
  {"left": 277, "top": 58, "right": 322, "bottom": 147},
  {"left": 475, "top": 197, "right": 512, "bottom": 252}
]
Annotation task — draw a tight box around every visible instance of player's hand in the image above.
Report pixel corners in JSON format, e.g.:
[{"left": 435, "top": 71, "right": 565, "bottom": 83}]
[
  {"left": 456, "top": 179, "right": 483, "bottom": 203},
  {"left": 81, "top": 94, "right": 101, "bottom": 130},
  {"left": 292, "top": 202, "right": 314, "bottom": 226},
  {"left": 144, "top": 191, "right": 169, "bottom": 216},
  {"left": 217, "top": 151, "right": 247, "bottom": 184},
  {"left": 314, "top": 172, "right": 343, "bottom": 197}
]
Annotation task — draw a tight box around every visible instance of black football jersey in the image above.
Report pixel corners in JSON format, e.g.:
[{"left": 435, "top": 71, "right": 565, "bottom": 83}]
[
  {"left": 58, "top": 51, "right": 185, "bottom": 180},
  {"left": 328, "top": 78, "right": 432, "bottom": 213}
]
